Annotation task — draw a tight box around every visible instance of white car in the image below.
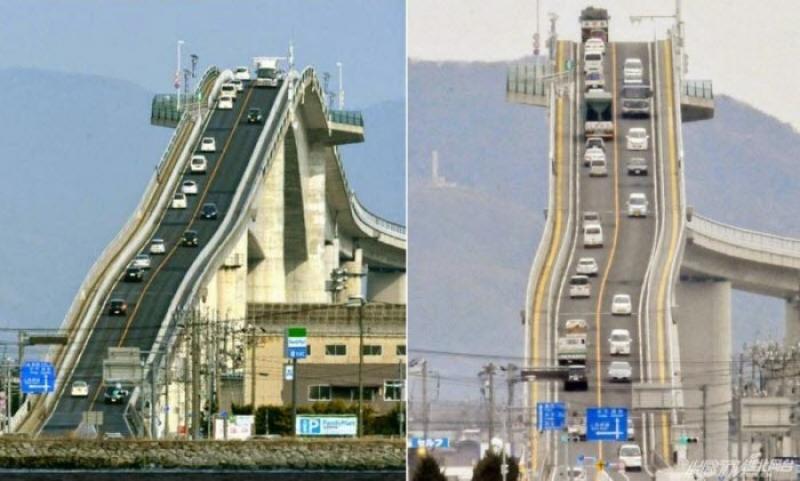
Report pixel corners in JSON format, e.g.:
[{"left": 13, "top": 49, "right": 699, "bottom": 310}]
[
  {"left": 576, "top": 257, "right": 598, "bottom": 276},
  {"left": 583, "top": 224, "right": 603, "bottom": 247},
  {"left": 172, "top": 192, "right": 188, "bottom": 209},
  {"left": 234, "top": 66, "right": 251, "bottom": 81},
  {"left": 181, "top": 180, "right": 199, "bottom": 195},
  {"left": 220, "top": 83, "right": 238, "bottom": 100},
  {"left": 583, "top": 146, "right": 606, "bottom": 167},
  {"left": 618, "top": 443, "right": 643, "bottom": 471},
  {"left": 589, "top": 158, "right": 607, "bottom": 177},
  {"left": 585, "top": 136, "right": 605, "bottom": 153},
  {"left": 582, "top": 211, "right": 601, "bottom": 229},
  {"left": 200, "top": 137, "right": 216, "bottom": 152},
  {"left": 190, "top": 155, "right": 207, "bottom": 174},
  {"left": 611, "top": 293, "right": 632, "bottom": 315},
  {"left": 563, "top": 466, "right": 587, "bottom": 481},
  {"left": 608, "top": 361, "right": 633, "bottom": 382},
  {"left": 132, "top": 253, "right": 151, "bottom": 270},
  {"left": 230, "top": 78, "right": 244, "bottom": 92},
  {"left": 609, "top": 328, "right": 632, "bottom": 355},
  {"left": 623, "top": 58, "right": 644, "bottom": 84},
  {"left": 584, "top": 51, "right": 603, "bottom": 73},
  {"left": 71, "top": 380, "right": 89, "bottom": 397},
  {"left": 627, "top": 192, "right": 649, "bottom": 217},
  {"left": 626, "top": 127, "right": 649, "bottom": 150},
  {"left": 585, "top": 38, "right": 605, "bottom": 56},
  {"left": 569, "top": 275, "right": 591, "bottom": 299},
  {"left": 218, "top": 95, "right": 234, "bottom": 110},
  {"left": 149, "top": 238, "right": 166, "bottom": 254}
]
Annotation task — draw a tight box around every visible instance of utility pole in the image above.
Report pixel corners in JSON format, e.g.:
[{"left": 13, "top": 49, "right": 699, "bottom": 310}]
[
  {"left": 737, "top": 352, "right": 744, "bottom": 468},
  {"left": 422, "top": 359, "right": 429, "bottom": 443},
  {"left": 480, "top": 363, "right": 497, "bottom": 442},
  {"left": 191, "top": 310, "right": 201, "bottom": 439},
  {"left": 357, "top": 302, "right": 364, "bottom": 437},
  {"left": 398, "top": 359, "right": 405, "bottom": 435},
  {"left": 701, "top": 383, "right": 707, "bottom": 461},
  {"left": 504, "top": 364, "right": 518, "bottom": 457},
  {"left": 176, "top": 40, "right": 184, "bottom": 111},
  {"left": 206, "top": 314, "right": 214, "bottom": 438}
]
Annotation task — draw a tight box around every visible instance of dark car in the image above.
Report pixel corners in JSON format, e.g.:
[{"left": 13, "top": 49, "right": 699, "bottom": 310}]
[
  {"left": 124, "top": 266, "right": 144, "bottom": 282},
  {"left": 103, "top": 386, "right": 130, "bottom": 405},
  {"left": 565, "top": 365, "right": 589, "bottom": 391},
  {"left": 181, "top": 230, "right": 199, "bottom": 247},
  {"left": 247, "top": 108, "right": 263, "bottom": 124},
  {"left": 200, "top": 202, "right": 218, "bottom": 220},
  {"left": 108, "top": 299, "right": 128, "bottom": 316},
  {"left": 627, "top": 157, "right": 648, "bottom": 176}
]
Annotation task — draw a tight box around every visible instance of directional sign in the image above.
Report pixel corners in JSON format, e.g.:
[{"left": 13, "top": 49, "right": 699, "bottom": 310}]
[
  {"left": 586, "top": 407, "right": 628, "bottom": 441},
  {"left": 537, "top": 402, "right": 567, "bottom": 431},
  {"left": 20, "top": 361, "right": 55, "bottom": 394},
  {"left": 286, "top": 327, "right": 307, "bottom": 359},
  {"left": 408, "top": 437, "right": 451, "bottom": 449}
]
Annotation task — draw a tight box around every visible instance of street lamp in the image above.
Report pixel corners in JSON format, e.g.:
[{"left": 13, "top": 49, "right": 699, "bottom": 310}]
[{"left": 346, "top": 295, "right": 366, "bottom": 436}]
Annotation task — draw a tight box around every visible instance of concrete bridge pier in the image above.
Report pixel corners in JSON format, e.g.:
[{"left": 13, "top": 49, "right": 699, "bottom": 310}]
[
  {"left": 786, "top": 295, "right": 800, "bottom": 347},
  {"left": 676, "top": 277, "right": 732, "bottom": 461}
]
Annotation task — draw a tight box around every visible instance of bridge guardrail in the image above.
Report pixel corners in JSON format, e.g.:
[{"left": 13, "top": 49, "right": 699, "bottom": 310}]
[
  {"left": 688, "top": 214, "right": 800, "bottom": 265},
  {"left": 682, "top": 80, "right": 713, "bottom": 100},
  {"left": 507, "top": 62, "right": 551, "bottom": 97},
  {"left": 328, "top": 109, "right": 364, "bottom": 127}
]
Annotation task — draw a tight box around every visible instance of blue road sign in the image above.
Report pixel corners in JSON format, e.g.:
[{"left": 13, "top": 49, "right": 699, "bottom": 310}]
[
  {"left": 537, "top": 402, "right": 567, "bottom": 431},
  {"left": 586, "top": 407, "right": 628, "bottom": 441},
  {"left": 408, "top": 437, "right": 450, "bottom": 449},
  {"left": 20, "top": 361, "right": 56, "bottom": 394},
  {"left": 286, "top": 327, "right": 307, "bottom": 360}
]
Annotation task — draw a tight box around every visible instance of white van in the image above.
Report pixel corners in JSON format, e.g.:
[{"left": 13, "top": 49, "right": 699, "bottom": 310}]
[{"left": 583, "top": 224, "right": 603, "bottom": 247}]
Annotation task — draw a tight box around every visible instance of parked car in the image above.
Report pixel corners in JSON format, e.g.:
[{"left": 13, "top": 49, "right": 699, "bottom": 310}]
[
  {"left": 70, "top": 380, "right": 89, "bottom": 397},
  {"left": 190, "top": 155, "right": 208, "bottom": 174},
  {"left": 108, "top": 299, "right": 128, "bottom": 316},
  {"left": 200, "top": 137, "right": 216, "bottom": 152}
]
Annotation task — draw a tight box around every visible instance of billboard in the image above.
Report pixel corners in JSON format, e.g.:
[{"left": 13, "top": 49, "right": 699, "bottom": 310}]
[{"left": 296, "top": 415, "right": 357, "bottom": 436}]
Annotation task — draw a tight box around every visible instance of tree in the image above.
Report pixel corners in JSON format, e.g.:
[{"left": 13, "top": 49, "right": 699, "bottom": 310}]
[
  {"left": 472, "top": 451, "right": 519, "bottom": 481},
  {"left": 412, "top": 455, "right": 447, "bottom": 481}
]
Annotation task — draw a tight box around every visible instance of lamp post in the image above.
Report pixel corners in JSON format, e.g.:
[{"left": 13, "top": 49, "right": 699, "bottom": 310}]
[{"left": 346, "top": 296, "right": 366, "bottom": 436}]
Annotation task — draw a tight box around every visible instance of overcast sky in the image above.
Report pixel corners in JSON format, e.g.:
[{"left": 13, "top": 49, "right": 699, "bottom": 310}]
[{"left": 409, "top": 0, "right": 800, "bottom": 130}]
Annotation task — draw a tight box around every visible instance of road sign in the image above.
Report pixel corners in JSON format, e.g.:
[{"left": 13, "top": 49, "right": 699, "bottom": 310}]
[
  {"left": 286, "top": 327, "right": 307, "bottom": 359},
  {"left": 296, "top": 415, "right": 357, "bottom": 436},
  {"left": 586, "top": 407, "right": 628, "bottom": 441},
  {"left": 20, "top": 361, "right": 55, "bottom": 394},
  {"left": 537, "top": 402, "right": 567, "bottom": 431},
  {"left": 408, "top": 437, "right": 450, "bottom": 449},
  {"left": 284, "top": 363, "right": 294, "bottom": 381}
]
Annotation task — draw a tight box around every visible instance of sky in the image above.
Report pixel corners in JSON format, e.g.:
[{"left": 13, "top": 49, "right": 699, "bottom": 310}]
[
  {"left": 409, "top": 0, "right": 800, "bottom": 130},
  {"left": 0, "top": 0, "right": 405, "bottom": 109}
]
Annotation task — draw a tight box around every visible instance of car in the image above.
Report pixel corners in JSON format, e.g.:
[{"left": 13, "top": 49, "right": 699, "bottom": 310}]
[
  {"left": 589, "top": 158, "right": 607, "bottom": 177},
  {"left": 200, "top": 202, "right": 218, "bottom": 220},
  {"left": 70, "top": 380, "right": 89, "bottom": 397},
  {"left": 559, "top": 466, "right": 587, "bottom": 481},
  {"left": 234, "top": 66, "right": 251, "bottom": 81},
  {"left": 181, "top": 230, "right": 199, "bottom": 247},
  {"left": 585, "top": 70, "right": 604, "bottom": 91},
  {"left": 585, "top": 137, "right": 605, "bottom": 153},
  {"left": 247, "top": 108, "right": 263, "bottom": 124},
  {"left": 611, "top": 293, "right": 632, "bottom": 315},
  {"left": 132, "top": 253, "right": 151, "bottom": 270},
  {"left": 565, "top": 365, "right": 589, "bottom": 392},
  {"left": 627, "top": 193, "right": 649, "bottom": 217},
  {"left": 626, "top": 127, "right": 649, "bottom": 150},
  {"left": 200, "top": 137, "right": 216, "bottom": 152},
  {"left": 584, "top": 51, "right": 603, "bottom": 73},
  {"left": 181, "top": 180, "right": 199, "bottom": 195},
  {"left": 172, "top": 192, "right": 188, "bottom": 209},
  {"left": 609, "top": 328, "right": 632, "bottom": 355},
  {"left": 104, "top": 385, "right": 129, "bottom": 405},
  {"left": 150, "top": 238, "right": 166, "bottom": 254},
  {"left": 608, "top": 361, "right": 633, "bottom": 382},
  {"left": 583, "top": 224, "right": 603, "bottom": 247},
  {"left": 190, "top": 155, "right": 208, "bottom": 174},
  {"left": 124, "top": 266, "right": 144, "bottom": 282},
  {"left": 576, "top": 257, "right": 598, "bottom": 276},
  {"left": 582, "top": 211, "right": 601, "bottom": 228},
  {"left": 623, "top": 58, "right": 644, "bottom": 84},
  {"left": 220, "top": 83, "right": 238, "bottom": 100},
  {"left": 618, "top": 443, "right": 643, "bottom": 471},
  {"left": 569, "top": 275, "right": 591, "bottom": 298},
  {"left": 585, "top": 38, "right": 605, "bottom": 56},
  {"left": 230, "top": 78, "right": 244, "bottom": 92},
  {"left": 627, "top": 157, "right": 648, "bottom": 176},
  {"left": 108, "top": 299, "right": 128, "bottom": 316},
  {"left": 583, "top": 146, "right": 606, "bottom": 167},
  {"left": 218, "top": 95, "right": 234, "bottom": 110}
]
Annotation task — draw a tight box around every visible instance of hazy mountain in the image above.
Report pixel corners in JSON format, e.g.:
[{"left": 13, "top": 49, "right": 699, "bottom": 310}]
[
  {"left": 0, "top": 68, "right": 404, "bottom": 339},
  {"left": 408, "top": 59, "right": 797, "bottom": 399}
]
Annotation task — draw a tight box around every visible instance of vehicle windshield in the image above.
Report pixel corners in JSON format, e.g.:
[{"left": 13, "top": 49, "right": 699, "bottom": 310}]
[
  {"left": 591, "top": 160, "right": 605, "bottom": 166},
  {"left": 579, "top": 259, "right": 594, "bottom": 265},
  {"left": 630, "top": 197, "right": 646, "bottom": 205},
  {"left": 586, "top": 53, "right": 602, "bottom": 62},
  {"left": 625, "top": 60, "right": 642, "bottom": 69},
  {"left": 612, "top": 333, "right": 629, "bottom": 342},
  {"left": 571, "top": 277, "right": 588, "bottom": 285},
  {"left": 615, "top": 296, "right": 629, "bottom": 302},
  {"left": 257, "top": 67, "right": 277, "bottom": 78},
  {"left": 620, "top": 446, "right": 641, "bottom": 457},
  {"left": 586, "top": 227, "right": 600, "bottom": 234},
  {"left": 623, "top": 87, "right": 650, "bottom": 99},
  {"left": 629, "top": 130, "right": 646, "bottom": 138}
]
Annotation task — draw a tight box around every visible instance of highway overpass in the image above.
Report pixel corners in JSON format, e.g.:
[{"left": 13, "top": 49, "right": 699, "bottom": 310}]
[{"left": 10, "top": 61, "right": 405, "bottom": 438}]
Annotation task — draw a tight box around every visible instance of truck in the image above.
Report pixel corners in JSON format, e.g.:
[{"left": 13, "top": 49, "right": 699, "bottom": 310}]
[
  {"left": 585, "top": 89, "right": 614, "bottom": 138},
  {"left": 580, "top": 7, "right": 609, "bottom": 43},
  {"left": 621, "top": 85, "right": 652, "bottom": 117},
  {"left": 557, "top": 334, "right": 587, "bottom": 365},
  {"left": 252, "top": 57, "right": 282, "bottom": 88}
]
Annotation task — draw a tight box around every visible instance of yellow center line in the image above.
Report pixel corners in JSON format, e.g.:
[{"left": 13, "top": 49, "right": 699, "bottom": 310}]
[
  {"left": 87, "top": 87, "right": 255, "bottom": 411},
  {"left": 593, "top": 42, "right": 621, "bottom": 460},
  {"left": 656, "top": 38, "right": 679, "bottom": 463},
  {"left": 530, "top": 40, "right": 566, "bottom": 472}
]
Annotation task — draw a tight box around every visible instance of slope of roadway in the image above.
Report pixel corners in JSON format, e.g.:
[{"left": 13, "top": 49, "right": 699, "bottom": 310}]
[{"left": 42, "top": 81, "right": 282, "bottom": 436}]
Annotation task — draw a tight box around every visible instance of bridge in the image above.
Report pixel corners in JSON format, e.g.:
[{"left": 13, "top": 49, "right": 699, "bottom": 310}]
[
  {"left": 8, "top": 60, "right": 405, "bottom": 438},
  {"left": 507, "top": 7, "right": 800, "bottom": 478}
]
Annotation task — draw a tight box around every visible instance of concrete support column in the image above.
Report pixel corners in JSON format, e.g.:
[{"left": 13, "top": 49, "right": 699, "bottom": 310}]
[
  {"left": 676, "top": 278, "right": 732, "bottom": 461},
  {"left": 343, "top": 247, "right": 364, "bottom": 300},
  {"left": 216, "top": 233, "right": 248, "bottom": 322},
  {"left": 785, "top": 296, "right": 800, "bottom": 348}
]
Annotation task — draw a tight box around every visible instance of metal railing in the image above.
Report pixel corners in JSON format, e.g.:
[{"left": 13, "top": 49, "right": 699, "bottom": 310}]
[
  {"left": 689, "top": 214, "right": 800, "bottom": 259},
  {"left": 351, "top": 194, "right": 406, "bottom": 236},
  {"left": 328, "top": 109, "right": 364, "bottom": 127},
  {"left": 682, "top": 79, "right": 713, "bottom": 100},
  {"left": 507, "top": 62, "right": 551, "bottom": 97}
]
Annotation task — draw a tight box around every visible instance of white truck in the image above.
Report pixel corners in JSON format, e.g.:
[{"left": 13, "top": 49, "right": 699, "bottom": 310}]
[
  {"left": 252, "top": 57, "right": 282, "bottom": 88},
  {"left": 557, "top": 334, "right": 587, "bottom": 365}
]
